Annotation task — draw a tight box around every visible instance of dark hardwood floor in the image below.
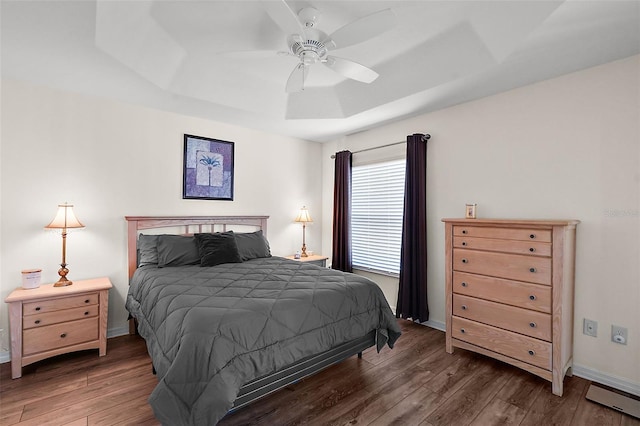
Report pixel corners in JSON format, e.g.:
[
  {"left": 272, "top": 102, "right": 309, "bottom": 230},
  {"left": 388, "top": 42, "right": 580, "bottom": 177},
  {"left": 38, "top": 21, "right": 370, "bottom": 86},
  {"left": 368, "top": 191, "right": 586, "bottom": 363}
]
[{"left": 1, "top": 320, "right": 637, "bottom": 425}]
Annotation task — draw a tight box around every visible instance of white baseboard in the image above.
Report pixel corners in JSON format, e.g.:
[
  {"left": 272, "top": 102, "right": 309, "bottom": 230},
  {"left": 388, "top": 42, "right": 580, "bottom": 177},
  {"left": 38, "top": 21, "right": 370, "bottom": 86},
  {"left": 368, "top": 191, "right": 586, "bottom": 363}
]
[
  {"left": 419, "top": 319, "right": 446, "bottom": 332},
  {"left": 573, "top": 364, "right": 640, "bottom": 397}
]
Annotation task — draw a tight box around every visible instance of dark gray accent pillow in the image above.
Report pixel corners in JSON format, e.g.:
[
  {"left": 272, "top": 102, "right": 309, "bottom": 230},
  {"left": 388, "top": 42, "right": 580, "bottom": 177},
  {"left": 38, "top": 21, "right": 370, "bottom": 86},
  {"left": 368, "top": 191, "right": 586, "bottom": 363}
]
[
  {"left": 157, "top": 235, "right": 200, "bottom": 267},
  {"left": 138, "top": 234, "right": 159, "bottom": 267},
  {"left": 234, "top": 230, "right": 271, "bottom": 261},
  {"left": 195, "top": 232, "right": 242, "bottom": 267}
]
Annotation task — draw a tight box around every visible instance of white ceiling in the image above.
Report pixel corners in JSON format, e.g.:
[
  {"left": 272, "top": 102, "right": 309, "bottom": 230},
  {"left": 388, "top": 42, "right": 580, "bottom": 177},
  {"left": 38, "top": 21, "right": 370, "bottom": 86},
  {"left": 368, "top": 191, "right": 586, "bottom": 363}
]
[{"left": 2, "top": 0, "right": 639, "bottom": 142}]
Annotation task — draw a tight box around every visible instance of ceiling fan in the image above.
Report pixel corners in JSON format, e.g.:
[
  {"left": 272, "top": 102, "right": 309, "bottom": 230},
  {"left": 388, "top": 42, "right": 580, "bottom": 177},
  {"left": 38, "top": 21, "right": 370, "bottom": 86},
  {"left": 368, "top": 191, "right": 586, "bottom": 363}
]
[{"left": 259, "top": 1, "right": 396, "bottom": 93}]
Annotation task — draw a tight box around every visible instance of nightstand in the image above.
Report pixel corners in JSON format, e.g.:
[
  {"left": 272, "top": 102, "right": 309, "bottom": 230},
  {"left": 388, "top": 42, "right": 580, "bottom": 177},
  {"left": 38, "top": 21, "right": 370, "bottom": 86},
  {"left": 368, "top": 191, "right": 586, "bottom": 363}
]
[
  {"left": 4, "top": 276, "right": 112, "bottom": 379},
  {"left": 285, "top": 254, "right": 329, "bottom": 267}
]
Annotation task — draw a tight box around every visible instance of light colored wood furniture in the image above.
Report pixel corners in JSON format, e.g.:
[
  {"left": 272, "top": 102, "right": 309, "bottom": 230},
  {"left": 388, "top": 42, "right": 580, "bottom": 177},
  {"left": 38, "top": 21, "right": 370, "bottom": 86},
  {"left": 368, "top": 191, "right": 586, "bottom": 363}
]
[
  {"left": 5, "top": 276, "right": 112, "bottom": 379},
  {"left": 284, "top": 254, "right": 329, "bottom": 267},
  {"left": 442, "top": 218, "right": 579, "bottom": 396}
]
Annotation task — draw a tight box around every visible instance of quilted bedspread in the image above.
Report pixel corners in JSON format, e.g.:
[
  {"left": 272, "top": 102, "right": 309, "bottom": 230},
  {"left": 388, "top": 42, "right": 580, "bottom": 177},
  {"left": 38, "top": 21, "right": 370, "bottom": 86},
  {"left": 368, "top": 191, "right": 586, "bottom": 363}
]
[{"left": 126, "top": 256, "right": 401, "bottom": 425}]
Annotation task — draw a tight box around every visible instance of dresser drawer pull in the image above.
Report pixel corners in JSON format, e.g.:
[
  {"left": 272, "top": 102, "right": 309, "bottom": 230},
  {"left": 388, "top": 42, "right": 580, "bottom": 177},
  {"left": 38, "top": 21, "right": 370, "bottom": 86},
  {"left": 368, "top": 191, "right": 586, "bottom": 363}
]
[
  {"left": 529, "top": 267, "right": 537, "bottom": 273},
  {"left": 461, "top": 305, "right": 468, "bottom": 310},
  {"left": 460, "top": 328, "right": 466, "bottom": 334},
  {"left": 462, "top": 230, "right": 468, "bottom": 234},
  {"left": 528, "top": 350, "right": 535, "bottom": 356},
  {"left": 529, "top": 247, "right": 536, "bottom": 252},
  {"left": 84, "top": 311, "right": 90, "bottom": 316},
  {"left": 529, "top": 322, "right": 537, "bottom": 328},
  {"left": 529, "top": 234, "right": 536, "bottom": 239},
  {"left": 60, "top": 333, "right": 67, "bottom": 338},
  {"left": 461, "top": 282, "right": 468, "bottom": 287},
  {"left": 461, "top": 241, "right": 467, "bottom": 246},
  {"left": 462, "top": 258, "right": 469, "bottom": 264},
  {"left": 35, "top": 307, "right": 41, "bottom": 311},
  {"left": 35, "top": 320, "right": 41, "bottom": 324},
  {"left": 85, "top": 299, "right": 90, "bottom": 304},
  {"left": 529, "top": 295, "right": 537, "bottom": 301}
]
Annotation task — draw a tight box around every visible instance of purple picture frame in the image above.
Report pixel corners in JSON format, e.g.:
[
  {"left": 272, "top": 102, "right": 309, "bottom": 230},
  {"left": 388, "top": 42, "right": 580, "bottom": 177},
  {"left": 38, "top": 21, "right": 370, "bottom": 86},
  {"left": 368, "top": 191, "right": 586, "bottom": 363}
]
[{"left": 183, "top": 134, "right": 234, "bottom": 200}]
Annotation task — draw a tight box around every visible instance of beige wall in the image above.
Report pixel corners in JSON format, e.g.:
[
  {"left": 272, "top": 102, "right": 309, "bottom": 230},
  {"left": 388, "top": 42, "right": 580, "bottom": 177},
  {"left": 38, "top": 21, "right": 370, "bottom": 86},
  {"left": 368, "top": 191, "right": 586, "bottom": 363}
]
[
  {"left": 322, "top": 55, "right": 640, "bottom": 392},
  {"left": 0, "top": 79, "right": 323, "bottom": 344}
]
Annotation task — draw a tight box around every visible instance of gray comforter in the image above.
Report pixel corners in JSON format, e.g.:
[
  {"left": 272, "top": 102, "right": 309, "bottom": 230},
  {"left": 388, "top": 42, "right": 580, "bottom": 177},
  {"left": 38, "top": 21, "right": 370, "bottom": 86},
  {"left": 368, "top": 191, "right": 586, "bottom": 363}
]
[{"left": 126, "top": 256, "right": 401, "bottom": 425}]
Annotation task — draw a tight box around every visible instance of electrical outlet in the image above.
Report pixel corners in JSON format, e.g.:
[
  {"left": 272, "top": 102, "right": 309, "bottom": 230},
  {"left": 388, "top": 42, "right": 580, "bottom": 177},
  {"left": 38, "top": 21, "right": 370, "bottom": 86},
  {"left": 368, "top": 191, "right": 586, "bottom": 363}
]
[
  {"left": 611, "top": 325, "right": 628, "bottom": 345},
  {"left": 583, "top": 319, "right": 598, "bottom": 337}
]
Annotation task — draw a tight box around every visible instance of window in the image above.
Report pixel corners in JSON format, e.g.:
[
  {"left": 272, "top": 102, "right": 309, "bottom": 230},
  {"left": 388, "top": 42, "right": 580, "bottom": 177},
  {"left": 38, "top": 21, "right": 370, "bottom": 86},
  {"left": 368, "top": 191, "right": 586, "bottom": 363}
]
[{"left": 351, "top": 159, "right": 405, "bottom": 276}]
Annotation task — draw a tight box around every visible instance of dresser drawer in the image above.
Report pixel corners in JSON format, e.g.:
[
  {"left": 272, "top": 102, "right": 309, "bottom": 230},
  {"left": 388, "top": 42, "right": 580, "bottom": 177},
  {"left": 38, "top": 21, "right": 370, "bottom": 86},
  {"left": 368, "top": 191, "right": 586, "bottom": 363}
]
[
  {"left": 23, "top": 293, "right": 98, "bottom": 315},
  {"left": 453, "top": 249, "right": 551, "bottom": 285},
  {"left": 453, "top": 271, "right": 551, "bottom": 313},
  {"left": 452, "top": 316, "right": 552, "bottom": 370},
  {"left": 453, "top": 226, "right": 552, "bottom": 242},
  {"left": 23, "top": 305, "right": 99, "bottom": 329},
  {"left": 23, "top": 317, "right": 99, "bottom": 355},
  {"left": 453, "top": 236, "right": 551, "bottom": 257},
  {"left": 453, "top": 294, "right": 551, "bottom": 341}
]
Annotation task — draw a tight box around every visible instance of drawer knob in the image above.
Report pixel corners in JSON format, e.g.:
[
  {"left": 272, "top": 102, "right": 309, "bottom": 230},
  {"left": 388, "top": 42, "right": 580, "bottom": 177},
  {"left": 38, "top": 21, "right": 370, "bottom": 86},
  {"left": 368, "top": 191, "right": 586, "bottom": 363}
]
[
  {"left": 35, "top": 307, "right": 41, "bottom": 311},
  {"left": 529, "top": 234, "right": 536, "bottom": 239},
  {"left": 461, "top": 241, "right": 467, "bottom": 246},
  {"left": 60, "top": 333, "right": 67, "bottom": 338},
  {"left": 35, "top": 320, "right": 41, "bottom": 325},
  {"left": 528, "top": 350, "right": 535, "bottom": 356},
  {"left": 529, "top": 322, "right": 537, "bottom": 328},
  {"left": 529, "top": 267, "right": 537, "bottom": 273},
  {"left": 529, "top": 295, "right": 537, "bottom": 301},
  {"left": 85, "top": 299, "right": 90, "bottom": 304},
  {"left": 462, "top": 258, "right": 469, "bottom": 264},
  {"left": 462, "top": 230, "right": 468, "bottom": 234},
  {"left": 461, "top": 305, "right": 468, "bottom": 310},
  {"left": 84, "top": 311, "right": 90, "bottom": 316},
  {"left": 529, "top": 247, "right": 536, "bottom": 252},
  {"left": 461, "top": 282, "right": 468, "bottom": 288},
  {"left": 460, "top": 328, "right": 466, "bottom": 334}
]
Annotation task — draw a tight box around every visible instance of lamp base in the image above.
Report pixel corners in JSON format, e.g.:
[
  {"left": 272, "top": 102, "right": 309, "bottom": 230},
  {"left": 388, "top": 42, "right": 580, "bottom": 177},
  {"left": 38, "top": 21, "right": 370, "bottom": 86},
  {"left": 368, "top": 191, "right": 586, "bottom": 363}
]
[
  {"left": 301, "top": 244, "right": 308, "bottom": 257},
  {"left": 53, "top": 265, "right": 73, "bottom": 287}
]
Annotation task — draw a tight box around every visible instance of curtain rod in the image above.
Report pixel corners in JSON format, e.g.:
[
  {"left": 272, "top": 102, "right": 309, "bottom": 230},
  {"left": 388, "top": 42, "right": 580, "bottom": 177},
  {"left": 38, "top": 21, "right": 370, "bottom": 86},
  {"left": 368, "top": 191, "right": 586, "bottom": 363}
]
[{"left": 330, "top": 134, "right": 430, "bottom": 159}]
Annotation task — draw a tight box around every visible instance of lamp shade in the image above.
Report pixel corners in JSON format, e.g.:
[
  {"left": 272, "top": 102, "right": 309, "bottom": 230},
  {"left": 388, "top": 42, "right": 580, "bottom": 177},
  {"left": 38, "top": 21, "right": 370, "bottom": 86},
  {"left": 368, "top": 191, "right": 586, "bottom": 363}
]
[
  {"left": 294, "top": 206, "right": 313, "bottom": 223},
  {"left": 45, "top": 203, "right": 85, "bottom": 230}
]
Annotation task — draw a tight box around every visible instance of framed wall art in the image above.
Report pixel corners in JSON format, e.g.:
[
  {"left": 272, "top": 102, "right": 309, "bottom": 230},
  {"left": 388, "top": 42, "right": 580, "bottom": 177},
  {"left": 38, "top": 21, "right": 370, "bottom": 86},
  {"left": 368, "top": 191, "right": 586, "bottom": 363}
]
[{"left": 183, "top": 134, "right": 234, "bottom": 200}]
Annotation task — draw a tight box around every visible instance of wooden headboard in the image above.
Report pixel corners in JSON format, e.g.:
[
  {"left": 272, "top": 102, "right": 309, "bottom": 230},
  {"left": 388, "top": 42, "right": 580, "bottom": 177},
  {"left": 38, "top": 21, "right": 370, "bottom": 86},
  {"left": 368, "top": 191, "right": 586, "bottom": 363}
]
[{"left": 125, "top": 215, "right": 269, "bottom": 280}]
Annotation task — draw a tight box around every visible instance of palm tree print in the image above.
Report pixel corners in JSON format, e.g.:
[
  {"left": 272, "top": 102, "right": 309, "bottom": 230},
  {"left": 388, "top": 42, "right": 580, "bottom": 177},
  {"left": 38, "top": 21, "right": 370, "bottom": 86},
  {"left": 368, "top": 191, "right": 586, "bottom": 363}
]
[{"left": 199, "top": 155, "right": 221, "bottom": 186}]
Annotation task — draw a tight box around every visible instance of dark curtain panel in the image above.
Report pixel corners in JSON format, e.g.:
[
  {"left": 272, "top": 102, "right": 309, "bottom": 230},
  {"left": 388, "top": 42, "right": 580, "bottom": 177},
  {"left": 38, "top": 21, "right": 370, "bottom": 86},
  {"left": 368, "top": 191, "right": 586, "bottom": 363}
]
[
  {"left": 397, "top": 134, "right": 429, "bottom": 322},
  {"left": 332, "top": 150, "right": 353, "bottom": 272}
]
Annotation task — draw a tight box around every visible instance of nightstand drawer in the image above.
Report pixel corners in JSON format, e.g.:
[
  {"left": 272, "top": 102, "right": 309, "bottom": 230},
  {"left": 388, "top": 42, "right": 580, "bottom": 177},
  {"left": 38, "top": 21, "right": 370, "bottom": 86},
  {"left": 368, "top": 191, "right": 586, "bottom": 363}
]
[
  {"left": 452, "top": 316, "right": 552, "bottom": 371},
  {"left": 23, "top": 293, "right": 98, "bottom": 315},
  {"left": 23, "top": 317, "right": 99, "bottom": 355},
  {"left": 453, "top": 294, "right": 551, "bottom": 341},
  {"left": 23, "top": 305, "right": 99, "bottom": 329},
  {"left": 453, "top": 249, "right": 551, "bottom": 285}
]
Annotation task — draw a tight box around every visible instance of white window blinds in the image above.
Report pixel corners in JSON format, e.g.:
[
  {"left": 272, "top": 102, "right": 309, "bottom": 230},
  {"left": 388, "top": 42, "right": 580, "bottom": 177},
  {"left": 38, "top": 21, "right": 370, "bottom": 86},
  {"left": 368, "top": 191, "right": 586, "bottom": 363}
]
[{"left": 351, "top": 159, "right": 405, "bottom": 276}]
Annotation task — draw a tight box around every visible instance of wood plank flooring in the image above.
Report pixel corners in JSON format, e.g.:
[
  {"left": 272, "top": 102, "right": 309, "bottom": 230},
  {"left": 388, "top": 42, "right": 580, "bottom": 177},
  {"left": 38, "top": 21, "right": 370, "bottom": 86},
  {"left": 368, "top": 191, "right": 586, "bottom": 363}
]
[{"left": 1, "top": 320, "right": 637, "bottom": 425}]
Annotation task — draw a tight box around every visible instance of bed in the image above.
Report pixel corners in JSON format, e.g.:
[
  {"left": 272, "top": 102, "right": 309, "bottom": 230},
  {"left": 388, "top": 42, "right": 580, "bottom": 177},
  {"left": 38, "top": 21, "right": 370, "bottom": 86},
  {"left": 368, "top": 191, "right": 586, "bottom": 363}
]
[{"left": 125, "top": 216, "right": 401, "bottom": 425}]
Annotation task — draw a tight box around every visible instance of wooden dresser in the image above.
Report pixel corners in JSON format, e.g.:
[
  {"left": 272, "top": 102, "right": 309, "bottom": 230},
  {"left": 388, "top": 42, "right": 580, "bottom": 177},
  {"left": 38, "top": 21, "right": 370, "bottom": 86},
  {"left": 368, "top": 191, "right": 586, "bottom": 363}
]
[
  {"left": 5, "top": 277, "right": 112, "bottom": 379},
  {"left": 442, "top": 219, "right": 579, "bottom": 396}
]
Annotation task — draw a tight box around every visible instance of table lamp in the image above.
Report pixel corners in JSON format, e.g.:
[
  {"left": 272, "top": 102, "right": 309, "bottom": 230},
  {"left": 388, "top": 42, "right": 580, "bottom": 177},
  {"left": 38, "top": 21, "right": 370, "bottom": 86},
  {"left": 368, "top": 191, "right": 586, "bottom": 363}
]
[
  {"left": 294, "top": 206, "right": 312, "bottom": 257},
  {"left": 45, "top": 203, "right": 85, "bottom": 286}
]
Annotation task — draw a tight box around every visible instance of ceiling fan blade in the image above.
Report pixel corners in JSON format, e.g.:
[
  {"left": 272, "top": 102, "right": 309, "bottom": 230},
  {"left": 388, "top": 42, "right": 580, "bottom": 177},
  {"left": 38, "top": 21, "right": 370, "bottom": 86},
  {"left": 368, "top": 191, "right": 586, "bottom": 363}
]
[
  {"left": 286, "top": 63, "right": 308, "bottom": 93},
  {"left": 324, "top": 56, "right": 379, "bottom": 83},
  {"left": 261, "top": 0, "right": 306, "bottom": 38},
  {"left": 326, "top": 9, "right": 396, "bottom": 50}
]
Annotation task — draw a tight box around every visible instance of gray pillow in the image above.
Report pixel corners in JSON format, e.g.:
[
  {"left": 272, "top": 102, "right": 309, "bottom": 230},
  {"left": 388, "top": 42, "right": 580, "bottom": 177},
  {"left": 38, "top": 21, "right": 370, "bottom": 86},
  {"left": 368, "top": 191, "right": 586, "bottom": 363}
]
[
  {"left": 157, "top": 235, "right": 200, "bottom": 267},
  {"left": 234, "top": 230, "right": 271, "bottom": 261},
  {"left": 138, "top": 234, "right": 159, "bottom": 267},
  {"left": 195, "top": 232, "right": 242, "bottom": 267}
]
